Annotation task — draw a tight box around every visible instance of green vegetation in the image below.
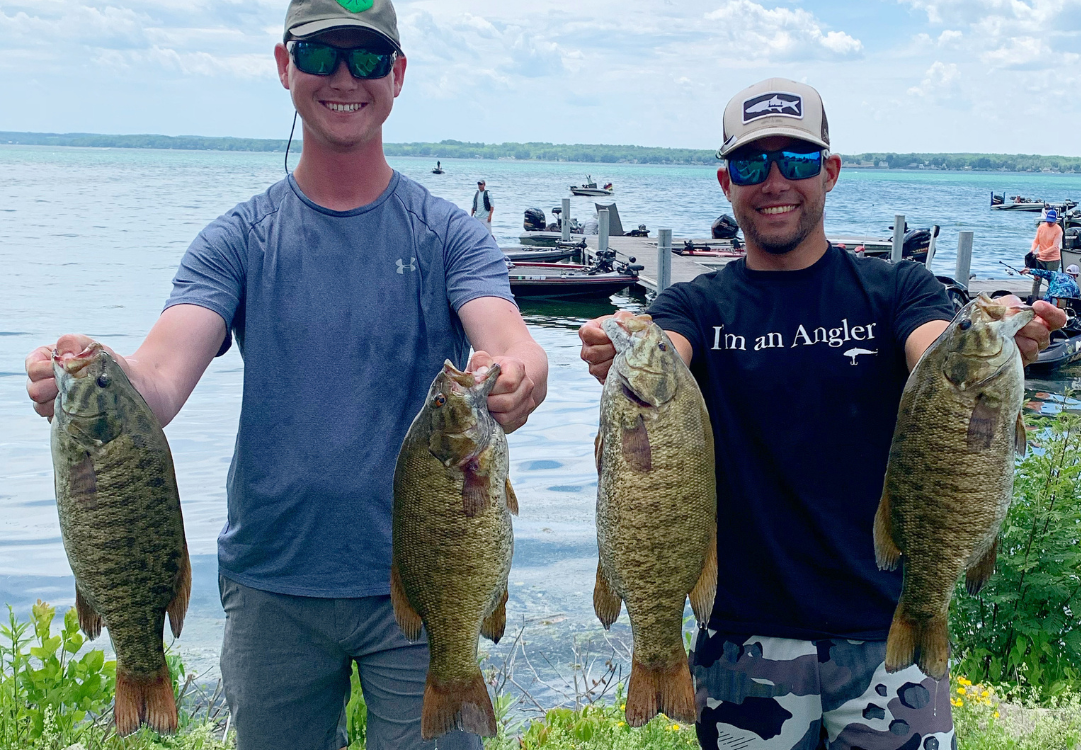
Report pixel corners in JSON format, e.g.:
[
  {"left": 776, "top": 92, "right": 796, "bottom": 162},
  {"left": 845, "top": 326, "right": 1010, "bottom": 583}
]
[
  {"left": 950, "top": 408, "right": 1081, "bottom": 701},
  {"left": 3, "top": 132, "right": 1081, "bottom": 171},
  {"left": 1, "top": 602, "right": 231, "bottom": 749}
]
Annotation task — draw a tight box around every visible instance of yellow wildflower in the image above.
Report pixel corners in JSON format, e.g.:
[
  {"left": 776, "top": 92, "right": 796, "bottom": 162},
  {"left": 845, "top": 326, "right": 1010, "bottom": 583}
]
[
  {"left": 959, "top": 677, "right": 972, "bottom": 686},
  {"left": 994, "top": 711, "right": 1000, "bottom": 719},
  {"left": 617, "top": 722, "right": 625, "bottom": 728},
  {"left": 982, "top": 690, "right": 989, "bottom": 697},
  {"left": 620, "top": 704, "right": 626, "bottom": 711},
  {"left": 671, "top": 724, "right": 680, "bottom": 732}
]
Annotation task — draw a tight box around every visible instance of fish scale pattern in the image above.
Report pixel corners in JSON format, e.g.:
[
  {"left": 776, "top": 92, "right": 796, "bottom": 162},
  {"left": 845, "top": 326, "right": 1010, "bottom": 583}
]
[
  {"left": 596, "top": 316, "right": 717, "bottom": 725},
  {"left": 875, "top": 297, "right": 1030, "bottom": 678},
  {"left": 51, "top": 345, "right": 190, "bottom": 734}
]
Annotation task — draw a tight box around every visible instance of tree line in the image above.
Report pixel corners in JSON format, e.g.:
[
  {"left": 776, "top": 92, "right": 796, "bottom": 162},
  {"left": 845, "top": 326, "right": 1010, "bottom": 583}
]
[{"left": 3, "top": 132, "right": 1080, "bottom": 172}]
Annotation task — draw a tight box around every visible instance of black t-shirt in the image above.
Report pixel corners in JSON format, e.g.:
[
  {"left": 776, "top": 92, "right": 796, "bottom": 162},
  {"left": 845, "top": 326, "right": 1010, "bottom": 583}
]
[{"left": 648, "top": 245, "right": 955, "bottom": 640}]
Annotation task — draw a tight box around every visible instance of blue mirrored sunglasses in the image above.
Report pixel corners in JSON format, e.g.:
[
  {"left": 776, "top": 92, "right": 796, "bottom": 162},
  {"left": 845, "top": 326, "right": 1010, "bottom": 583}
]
[{"left": 727, "top": 148, "right": 824, "bottom": 186}]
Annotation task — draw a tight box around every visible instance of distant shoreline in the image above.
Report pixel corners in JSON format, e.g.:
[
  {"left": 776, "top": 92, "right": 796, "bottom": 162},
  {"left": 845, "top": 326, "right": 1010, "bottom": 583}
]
[{"left": 2, "top": 132, "right": 1081, "bottom": 173}]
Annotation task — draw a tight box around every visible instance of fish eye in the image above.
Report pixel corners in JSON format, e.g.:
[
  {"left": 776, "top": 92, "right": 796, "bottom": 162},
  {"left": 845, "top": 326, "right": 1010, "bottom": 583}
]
[
  {"left": 96, "top": 374, "right": 111, "bottom": 388},
  {"left": 658, "top": 342, "right": 668, "bottom": 352},
  {"left": 433, "top": 394, "right": 446, "bottom": 408},
  {"left": 959, "top": 319, "right": 973, "bottom": 331}
]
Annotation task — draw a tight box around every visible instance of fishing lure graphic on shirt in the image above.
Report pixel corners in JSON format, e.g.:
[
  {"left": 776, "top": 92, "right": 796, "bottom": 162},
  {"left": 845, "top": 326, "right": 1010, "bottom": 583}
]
[{"left": 711, "top": 318, "right": 879, "bottom": 353}]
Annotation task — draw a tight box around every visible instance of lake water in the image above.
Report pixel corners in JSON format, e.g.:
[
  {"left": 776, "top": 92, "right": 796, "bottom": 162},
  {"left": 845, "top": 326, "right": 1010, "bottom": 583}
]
[{"left": 1, "top": 146, "right": 1080, "bottom": 700}]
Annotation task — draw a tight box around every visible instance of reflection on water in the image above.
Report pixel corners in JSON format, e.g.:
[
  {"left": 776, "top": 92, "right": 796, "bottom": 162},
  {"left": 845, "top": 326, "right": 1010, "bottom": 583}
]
[{"left": 1025, "top": 364, "right": 1081, "bottom": 415}]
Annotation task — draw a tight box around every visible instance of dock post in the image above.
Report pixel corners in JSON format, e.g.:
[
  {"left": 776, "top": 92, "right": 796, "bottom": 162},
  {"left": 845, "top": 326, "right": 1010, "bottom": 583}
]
[
  {"left": 955, "top": 232, "right": 974, "bottom": 289},
  {"left": 561, "top": 198, "right": 571, "bottom": 242},
  {"left": 599, "top": 208, "right": 610, "bottom": 257},
  {"left": 925, "top": 225, "right": 940, "bottom": 268},
  {"left": 891, "top": 214, "right": 905, "bottom": 263},
  {"left": 658, "top": 228, "right": 673, "bottom": 292}
]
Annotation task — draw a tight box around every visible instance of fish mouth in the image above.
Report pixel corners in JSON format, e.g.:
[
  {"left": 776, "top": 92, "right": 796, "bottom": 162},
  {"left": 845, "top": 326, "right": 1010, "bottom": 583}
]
[{"left": 617, "top": 373, "right": 656, "bottom": 409}]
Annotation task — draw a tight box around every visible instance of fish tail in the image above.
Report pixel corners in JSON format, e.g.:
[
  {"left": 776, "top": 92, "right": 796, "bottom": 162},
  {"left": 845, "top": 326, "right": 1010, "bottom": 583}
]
[
  {"left": 421, "top": 670, "right": 496, "bottom": 740},
  {"left": 625, "top": 652, "right": 695, "bottom": 727},
  {"left": 114, "top": 664, "right": 177, "bottom": 736},
  {"left": 886, "top": 604, "right": 949, "bottom": 680}
]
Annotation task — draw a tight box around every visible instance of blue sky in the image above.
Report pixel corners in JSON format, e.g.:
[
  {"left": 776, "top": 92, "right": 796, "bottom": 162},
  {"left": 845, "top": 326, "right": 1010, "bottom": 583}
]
[{"left": 2, "top": 0, "right": 1079, "bottom": 155}]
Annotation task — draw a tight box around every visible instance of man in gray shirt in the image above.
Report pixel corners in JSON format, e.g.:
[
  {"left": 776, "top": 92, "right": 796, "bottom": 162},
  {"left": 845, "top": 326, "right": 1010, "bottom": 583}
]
[{"left": 24, "top": 1, "right": 547, "bottom": 748}]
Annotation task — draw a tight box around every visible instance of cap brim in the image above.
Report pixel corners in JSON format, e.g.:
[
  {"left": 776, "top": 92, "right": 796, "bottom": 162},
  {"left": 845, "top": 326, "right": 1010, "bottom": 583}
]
[
  {"left": 287, "top": 19, "right": 401, "bottom": 53},
  {"left": 718, "top": 127, "right": 829, "bottom": 158}
]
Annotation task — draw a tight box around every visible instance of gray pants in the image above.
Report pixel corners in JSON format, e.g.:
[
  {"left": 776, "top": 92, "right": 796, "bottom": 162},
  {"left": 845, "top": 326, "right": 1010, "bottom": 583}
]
[
  {"left": 1032, "top": 259, "right": 1060, "bottom": 300},
  {"left": 219, "top": 575, "right": 483, "bottom": 750}
]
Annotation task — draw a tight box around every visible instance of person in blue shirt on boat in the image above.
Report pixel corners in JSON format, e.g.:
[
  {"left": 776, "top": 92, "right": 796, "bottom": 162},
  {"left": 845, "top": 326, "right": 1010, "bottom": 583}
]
[{"left": 1021, "top": 263, "right": 1081, "bottom": 305}]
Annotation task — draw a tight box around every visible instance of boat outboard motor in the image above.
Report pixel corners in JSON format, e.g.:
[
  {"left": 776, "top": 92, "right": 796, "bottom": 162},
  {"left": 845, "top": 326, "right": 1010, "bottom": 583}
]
[
  {"left": 712, "top": 214, "right": 740, "bottom": 240},
  {"left": 902, "top": 228, "right": 932, "bottom": 259},
  {"left": 1066, "top": 228, "right": 1081, "bottom": 251},
  {"left": 524, "top": 207, "right": 546, "bottom": 232}
]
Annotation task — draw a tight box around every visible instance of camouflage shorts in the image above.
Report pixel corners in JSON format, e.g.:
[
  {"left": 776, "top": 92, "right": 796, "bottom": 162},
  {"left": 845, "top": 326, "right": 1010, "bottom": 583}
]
[{"left": 690, "top": 630, "right": 955, "bottom": 750}]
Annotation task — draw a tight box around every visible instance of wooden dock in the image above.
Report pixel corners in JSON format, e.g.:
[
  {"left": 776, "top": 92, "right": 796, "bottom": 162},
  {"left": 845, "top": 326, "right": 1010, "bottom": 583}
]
[{"left": 581, "top": 235, "right": 1031, "bottom": 299}]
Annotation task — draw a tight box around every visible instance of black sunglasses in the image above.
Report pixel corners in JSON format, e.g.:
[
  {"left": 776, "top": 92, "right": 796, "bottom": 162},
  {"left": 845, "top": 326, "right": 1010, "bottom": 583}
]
[
  {"left": 288, "top": 41, "right": 396, "bottom": 80},
  {"left": 727, "top": 147, "right": 824, "bottom": 186}
]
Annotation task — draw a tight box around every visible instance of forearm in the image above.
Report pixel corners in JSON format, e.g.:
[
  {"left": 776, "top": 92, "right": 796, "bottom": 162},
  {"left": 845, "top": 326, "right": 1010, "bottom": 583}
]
[{"left": 122, "top": 305, "right": 227, "bottom": 427}]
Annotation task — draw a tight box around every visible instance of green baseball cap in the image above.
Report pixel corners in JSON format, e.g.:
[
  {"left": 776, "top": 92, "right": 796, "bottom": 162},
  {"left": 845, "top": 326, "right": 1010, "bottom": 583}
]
[{"left": 284, "top": 0, "right": 402, "bottom": 53}]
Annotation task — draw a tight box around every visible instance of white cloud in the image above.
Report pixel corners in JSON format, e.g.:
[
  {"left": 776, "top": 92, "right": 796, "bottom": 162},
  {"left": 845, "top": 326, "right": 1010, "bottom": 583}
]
[
  {"left": 907, "top": 60, "right": 964, "bottom": 103},
  {"left": 703, "top": 0, "right": 863, "bottom": 60}
]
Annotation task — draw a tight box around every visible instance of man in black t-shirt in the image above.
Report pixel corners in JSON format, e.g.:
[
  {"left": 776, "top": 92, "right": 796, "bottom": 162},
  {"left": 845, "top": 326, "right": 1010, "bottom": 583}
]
[{"left": 580, "top": 78, "right": 1064, "bottom": 750}]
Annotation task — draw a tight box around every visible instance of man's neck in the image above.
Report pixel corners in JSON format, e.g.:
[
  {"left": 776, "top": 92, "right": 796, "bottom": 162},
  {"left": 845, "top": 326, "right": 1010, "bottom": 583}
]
[
  {"left": 744, "top": 228, "right": 830, "bottom": 271},
  {"left": 291, "top": 127, "right": 394, "bottom": 212}
]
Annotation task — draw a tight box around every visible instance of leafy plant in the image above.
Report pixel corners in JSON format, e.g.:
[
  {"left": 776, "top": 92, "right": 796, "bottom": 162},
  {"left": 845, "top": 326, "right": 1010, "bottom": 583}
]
[
  {"left": 1, "top": 601, "right": 116, "bottom": 742},
  {"left": 950, "top": 410, "right": 1081, "bottom": 701}
]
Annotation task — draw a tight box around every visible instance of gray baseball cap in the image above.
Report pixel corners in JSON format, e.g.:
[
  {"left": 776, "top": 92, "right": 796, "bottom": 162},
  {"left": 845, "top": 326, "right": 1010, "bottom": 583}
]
[
  {"left": 717, "top": 78, "right": 830, "bottom": 158},
  {"left": 284, "top": 0, "right": 402, "bottom": 53}
]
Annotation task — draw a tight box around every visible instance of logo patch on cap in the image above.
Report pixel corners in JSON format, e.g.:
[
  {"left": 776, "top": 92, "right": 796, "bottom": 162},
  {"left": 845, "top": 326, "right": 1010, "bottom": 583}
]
[
  {"left": 742, "top": 92, "right": 802, "bottom": 123},
  {"left": 336, "top": 0, "right": 374, "bottom": 11}
]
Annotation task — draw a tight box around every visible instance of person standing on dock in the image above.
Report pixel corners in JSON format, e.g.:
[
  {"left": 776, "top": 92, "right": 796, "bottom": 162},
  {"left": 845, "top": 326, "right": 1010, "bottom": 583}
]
[
  {"left": 579, "top": 77, "right": 1065, "bottom": 750},
  {"left": 1029, "top": 208, "right": 1064, "bottom": 302},
  {"left": 471, "top": 179, "right": 494, "bottom": 235},
  {"left": 24, "top": 0, "right": 548, "bottom": 748}
]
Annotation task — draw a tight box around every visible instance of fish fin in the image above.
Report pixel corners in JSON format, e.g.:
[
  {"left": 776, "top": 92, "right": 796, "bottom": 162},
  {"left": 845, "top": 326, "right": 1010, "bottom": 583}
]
[
  {"left": 621, "top": 415, "right": 652, "bottom": 472},
  {"left": 625, "top": 651, "right": 696, "bottom": 727},
  {"left": 390, "top": 562, "right": 423, "bottom": 641},
  {"left": 873, "top": 488, "right": 902, "bottom": 571},
  {"left": 688, "top": 522, "right": 718, "bottom": 625},
  {"left": 462, "top": 464, "right": 491, "bottom": 517},
  {"left": 114, "top": 664, "right": 177, "bottom": 736},
  {"left": 885, "top": 601, "right": 949, "bottom": 680},
  {"left": 593, "top": 563, "right": 622, "bottom": 629},
  {"left": 1015, "top": 412, "right": 1028, "bottom": 457},
  {"left": 74, "top": 586, "right": 102, "bottom": 640},
  {"left": 421, "top": 671, "right": 496, "bottom": 740},
  {"left": 594, "top": 432, "right": 603, "bottom": 473},
  {"left": 966, "top": 539, "right": 999, "bottom": 596},
  {"left": 505, "top": 478, "right": 519, "bottom": 516},
  {"left": 967, "top": 396, "right": 1000, "bottom": 450},
  {"left": 70, "top": 454, "right": 98, "bottom": 506},
  {"left": 167, "top": 544, "right": 191, "bottom": 639},
  {"left": 480, "top": 588, "right": 508, "bottom": 644}
]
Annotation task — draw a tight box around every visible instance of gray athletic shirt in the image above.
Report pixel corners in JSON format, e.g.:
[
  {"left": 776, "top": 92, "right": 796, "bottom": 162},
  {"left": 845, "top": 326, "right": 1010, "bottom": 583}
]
[{"left": 165, "top": 172, "right": 515, "bottom": 597}]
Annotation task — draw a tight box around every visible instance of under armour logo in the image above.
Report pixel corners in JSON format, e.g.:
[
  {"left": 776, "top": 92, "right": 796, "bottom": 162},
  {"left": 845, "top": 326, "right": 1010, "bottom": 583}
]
[
  {"left": 844, "top": 348, "right": 878, "bottom": 365},
  {"left": 396, "top": 257, "right": 417, "bottom": 274}
]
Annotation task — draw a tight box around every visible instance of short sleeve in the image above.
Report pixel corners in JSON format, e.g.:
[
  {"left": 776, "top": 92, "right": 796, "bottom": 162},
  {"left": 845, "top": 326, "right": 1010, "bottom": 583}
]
[
  {"left": 647, "top": 283, "right": 704, "bottom": 361},
  {"left": 442, "top": 209, "right": 515, "bottom": 311},
  {"left": 165, "top": 208, "right": 250, "bottom": 356},
  {"left": 892, "top": 260, "right": 956, "bottom": 346}
]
